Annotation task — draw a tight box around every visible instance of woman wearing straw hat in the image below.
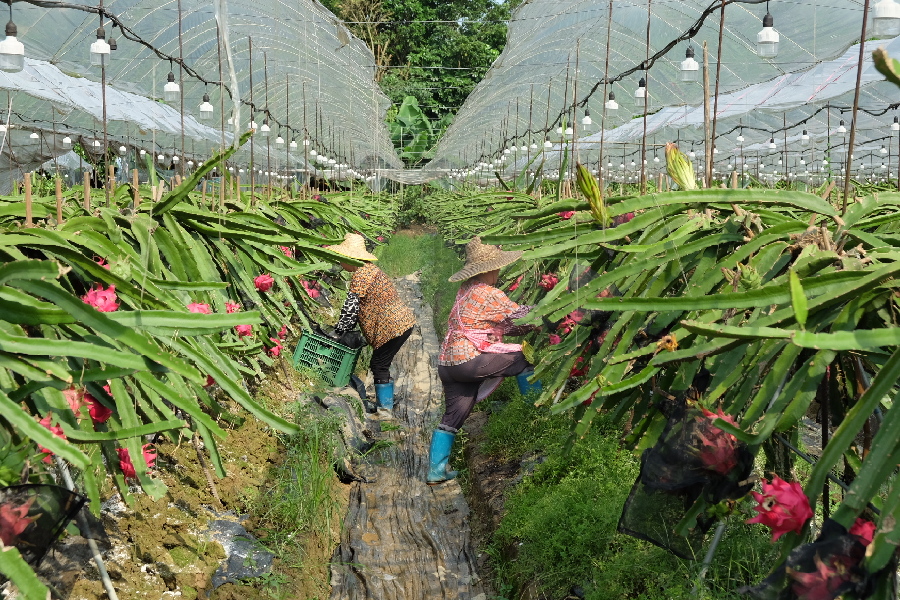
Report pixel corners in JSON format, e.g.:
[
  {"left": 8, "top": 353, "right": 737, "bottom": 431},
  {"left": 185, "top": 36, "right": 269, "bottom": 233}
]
[
  {"left": 427, "top": 237, "right": 536, "bottom": 485},
  {"left": 326, "top": 233, "right": 416, "bottom": 414}
]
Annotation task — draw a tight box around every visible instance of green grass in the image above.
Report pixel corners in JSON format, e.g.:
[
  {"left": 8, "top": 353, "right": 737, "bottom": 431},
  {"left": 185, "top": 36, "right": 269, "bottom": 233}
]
[
  {"left": 375, "top": 231, "right": 463, "bottom": 339},
  {"left": 248, "top": 403, "right": 343, "bottom": 557},
  {"left": 482, "top": 399, "right": 778, "bottom": 600}
]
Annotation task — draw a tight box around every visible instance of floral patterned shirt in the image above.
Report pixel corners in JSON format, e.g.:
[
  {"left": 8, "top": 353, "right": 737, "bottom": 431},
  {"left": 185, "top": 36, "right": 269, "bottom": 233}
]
[
  {"left": 439, "top": 281, "right": 527, "bottom": 366},
  {"left": 334, "top": 263, "right": 415, "bottom": 349}
]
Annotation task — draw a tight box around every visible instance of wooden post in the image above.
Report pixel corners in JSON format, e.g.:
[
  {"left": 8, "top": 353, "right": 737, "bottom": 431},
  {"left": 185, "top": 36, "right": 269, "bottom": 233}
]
[
  {"left": 731, "top": 171, "right": 738, "bottom": 189},
  {"left": 174, "top": 174, "right": 182, "bottom": 187},
  {"left": 219, "top": 173, "right": 225, "bottom": 212},
  {"left": 132, "top": 169, "right": 140, "bottom": 207},
  {"left": 236, "top": 176, "right": 241, "bottom": 203},
  {"left": 201, "top": 180, "right": 207, "bottom": 207},
  {"left": 83, "top": 172, "right": 92, "bottom": 212},
  {"left": 107, "top": 164, "right": 115, "bottom": 197},
  {"left": 55, "top": 177, "right": 63, "bottom": 225},
  {"left": 702, "top": 42, "right": 712, "bottom": 188},
  {"left": 657, "top": 172, "right": 664, "bottom": 191},
  {"left": 24, "top": 174, "right": 33, "bottom": 227}
]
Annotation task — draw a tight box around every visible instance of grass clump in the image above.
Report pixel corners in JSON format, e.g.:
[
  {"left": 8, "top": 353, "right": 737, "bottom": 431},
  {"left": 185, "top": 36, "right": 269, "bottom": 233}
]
[{"left": 483, "top": 400, "right": 778, "bottom": 600}]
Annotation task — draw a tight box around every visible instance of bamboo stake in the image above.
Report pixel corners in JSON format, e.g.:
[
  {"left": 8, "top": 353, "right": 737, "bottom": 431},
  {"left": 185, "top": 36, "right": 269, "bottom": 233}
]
[
  {"left": 107, "top": 164, "right": 115, "bottom": 197},
  {"left": 132, "top": 169, "right": 140, "bottom": 207},
  {"left": 55, "top": 176, "right": 63, "bottom": 224},
  {"left": 174, "top": 174, "right": 182, "bottom": 187},
  {"left": 201, "top": 180, "right": 207, "bottom": 206},
  {"left": 702, "top": 42, "right": 712, "bottom": 188},
  {"left": 731, "top": 171, "right": 738, "bottom": 189},
  {"left": 219, "top": 172, "right": 225, "bottom": 212},
  {"left": 236, "top": 176, "right": 241, "bottom": 203},
  {"left": 83, "top": 172, "right": 92, "bottom": 212},
  {"left": 24, "top": 174, "right": 32, "bottom": 227}
]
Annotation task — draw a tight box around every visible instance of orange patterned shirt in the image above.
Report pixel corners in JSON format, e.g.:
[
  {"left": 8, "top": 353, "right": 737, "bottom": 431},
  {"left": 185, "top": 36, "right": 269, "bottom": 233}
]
[
  {"left": 438, "top": 281, "right": 520, "bottom": 366},
  {"left": 348, "top": 263, "right": 416, "bottom": 349}
]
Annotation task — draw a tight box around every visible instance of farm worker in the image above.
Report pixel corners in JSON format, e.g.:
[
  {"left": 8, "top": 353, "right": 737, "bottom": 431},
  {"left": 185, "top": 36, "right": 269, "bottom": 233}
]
[
  {"left": 427, "top": 237, "right": 536, "bottom": 485},
  {"left": 326, "top": 233, "right": 416, "bottom": 415}
]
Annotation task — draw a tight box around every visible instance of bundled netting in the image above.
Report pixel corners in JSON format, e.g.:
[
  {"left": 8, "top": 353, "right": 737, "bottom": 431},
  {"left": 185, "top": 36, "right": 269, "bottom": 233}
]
[
  {"left": 618, "top": 397, "right": 754, "bottom": 560},
  {"left": 0, "top": 484, "right": 86, "bottom": 568},
  {"left": 738, "top": 519, "right": 881, "bottom": 600}
]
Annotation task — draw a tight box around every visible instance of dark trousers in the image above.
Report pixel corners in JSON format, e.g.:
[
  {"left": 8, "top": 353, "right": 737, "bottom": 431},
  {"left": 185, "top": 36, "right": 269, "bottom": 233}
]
[
  {"left": 437, "top": 351, "right": 530, "bottom": 432},
  {"left": 370, "top": 327, "right": 414, "bottom": 383}
]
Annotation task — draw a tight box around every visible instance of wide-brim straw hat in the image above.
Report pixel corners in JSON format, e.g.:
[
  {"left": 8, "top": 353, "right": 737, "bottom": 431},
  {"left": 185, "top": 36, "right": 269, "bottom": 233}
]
[
  {"left": 325, "top": 233, "right": 378, "bottom": 262},
  {"left": 449, "top": 236, "right": 523, "bottom": 282}
]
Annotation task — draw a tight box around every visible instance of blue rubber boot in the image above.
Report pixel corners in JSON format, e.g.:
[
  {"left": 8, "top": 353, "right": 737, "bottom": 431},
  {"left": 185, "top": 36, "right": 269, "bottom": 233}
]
[
  {"left": 374, "top": 381, "right": 395, "bottom": 410},
  {"left": 426, "top": 430, "right": 459, "bottom": 485}
]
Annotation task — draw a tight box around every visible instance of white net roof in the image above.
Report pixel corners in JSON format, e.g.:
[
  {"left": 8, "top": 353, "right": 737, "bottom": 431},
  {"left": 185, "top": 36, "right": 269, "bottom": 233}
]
[
  {"left": 430, "top": 0, "right": 900, "bottom": 183},
  {"left": 0, "top": 0, "right": 402, "bottom": 187}
]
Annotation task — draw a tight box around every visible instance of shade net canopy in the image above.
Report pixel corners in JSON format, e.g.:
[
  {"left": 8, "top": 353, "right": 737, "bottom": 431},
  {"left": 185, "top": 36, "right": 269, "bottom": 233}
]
[
  {"left": 429, "top": 0, "right": 900, "bottom": 186},
  {"left": 0, "top": 0, "right": 402, "bottom": 190}
]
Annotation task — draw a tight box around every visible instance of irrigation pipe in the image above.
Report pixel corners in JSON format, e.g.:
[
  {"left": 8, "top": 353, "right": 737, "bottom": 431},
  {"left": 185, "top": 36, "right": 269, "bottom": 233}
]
[{"left": 54, "top": 456, "right": 120, "bottom": 600}]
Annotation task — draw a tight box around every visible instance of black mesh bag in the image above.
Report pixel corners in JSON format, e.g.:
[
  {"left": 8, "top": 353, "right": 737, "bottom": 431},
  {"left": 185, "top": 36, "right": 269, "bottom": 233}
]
[
  {"left": 618, "top": 398, "right": 754, "bottom": 559},
  {"left": 738, "top": 519, "right": 881, "bottom": 600},
  {"left": 0, "top": 484, "right": 87, "bottom": 567}
]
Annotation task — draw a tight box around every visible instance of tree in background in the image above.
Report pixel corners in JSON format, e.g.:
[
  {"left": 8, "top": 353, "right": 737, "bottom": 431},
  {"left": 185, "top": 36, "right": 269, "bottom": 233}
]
[{"left": 321, "top": 0, "right": 522, "bottom": 164}]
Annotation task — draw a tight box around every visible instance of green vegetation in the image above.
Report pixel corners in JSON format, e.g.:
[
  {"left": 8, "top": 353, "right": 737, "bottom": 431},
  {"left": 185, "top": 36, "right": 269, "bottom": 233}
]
[
  {"left": 319, "top": 0, "right": 523, "bottom": 163},
  {"left": 375, "top": 229, "right": 463, "bottom": 338},
  {"left": 482, "top": 397, "right": 778, "bottom": 600}
]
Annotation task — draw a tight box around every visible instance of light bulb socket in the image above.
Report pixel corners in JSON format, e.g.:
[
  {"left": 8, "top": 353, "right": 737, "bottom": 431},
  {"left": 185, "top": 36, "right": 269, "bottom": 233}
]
[
  {"left": 5, "top": 20, "right": 15, "bottom": 37},
  {"left": 167, "top": 71, "right": 175, "bottom": 83},
  {"left": 108, "top": 37, "right": 117, "bottom": 51},
  {"left": 96, "top": 25, "right": 106, "bottom": 40},
  {"left": 685, "top": 45, "right": 695, "bottom": 58},
  {"left": 763, "top": 12, "right": 774, "bottom": 27}
]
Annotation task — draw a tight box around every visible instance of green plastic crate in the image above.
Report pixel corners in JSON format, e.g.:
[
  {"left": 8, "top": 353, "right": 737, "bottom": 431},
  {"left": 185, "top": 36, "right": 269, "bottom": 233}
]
[{"left": 292, "top": 330, "right": 362, "bottom": 387}]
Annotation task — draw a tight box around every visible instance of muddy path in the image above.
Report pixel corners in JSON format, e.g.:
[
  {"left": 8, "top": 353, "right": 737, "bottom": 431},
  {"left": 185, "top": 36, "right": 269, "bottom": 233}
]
[{"left": 329, "top": 275, "right": 486, "bottom": 600}]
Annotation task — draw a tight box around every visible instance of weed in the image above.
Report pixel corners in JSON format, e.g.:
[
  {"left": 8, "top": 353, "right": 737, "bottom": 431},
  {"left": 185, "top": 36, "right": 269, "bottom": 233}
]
[{"left": 379, "top": 421, "right": 402, "bottom": 432}]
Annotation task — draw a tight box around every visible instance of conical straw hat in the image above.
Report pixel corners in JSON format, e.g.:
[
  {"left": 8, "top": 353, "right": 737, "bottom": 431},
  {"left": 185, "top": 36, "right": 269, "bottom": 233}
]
[
  {"left": 448, "top": 236, "right": 523, "bottom": 282},
  {"left": 325, "top": 233, "right": 378, "bottom": 262}
]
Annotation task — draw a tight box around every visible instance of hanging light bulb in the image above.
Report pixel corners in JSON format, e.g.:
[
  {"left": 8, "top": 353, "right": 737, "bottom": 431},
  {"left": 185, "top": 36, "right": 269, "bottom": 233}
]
[
  {"left": 199, "top": 93, "right": 214, "bottom": 121},
  {"left": 798, "top": 130, "right": 809, "bottom": 147},
  {"left": 92, "top": 139, "right": 102, "bottom": 148},
  {"left": 139, "top": 148, "right": 146, "bottom": 156},
  {"left": 873, "top": 0, "right": 900, "bottom": 37},
  {"left": 309, "top": 149, "right": 317, "bottom": 157},
  {"left": 259, "top": 120, "right": 271, "bottom": 136},
  {"left": 737, "top": 133, "right": 745, "bottom": 143},
  {"left": 275, "top": 135, "right": 285, "bottom": 145},
  {"left": 605, "top": 92, "right": 618, "bottom": 111},
  {"left": 89, "top": 26, "right": 110, "bottom": 67},
  {"left": 893, "top": 116, "right": 900, "bottom": 132},
  {"left": 0, "top": 5, "right": 25, "bottom": 74},
  {"left": 289, "top": 139, "right": 298, "bottom": 149},
  {"left": 187, "top": 160, "right": 194, "bottom": 168},
  {"left": 28, "top": 131, "right": 38, "bottom": 139},
  {"left": 530, "top": 141, "right": 538, "bottom": 149},
  {"left": 679, "top": 46, "right": 699, "bottom": 83},
  {"left": 544, "top": 139, "right": 552, "bottom": 148},
  {"left": 249, "top": 119, "right": 258, "bottom": 132},
  {"left": 62, "top": 136, "right": 72, "bottom": 148},
  {"left": 881, "top": 145, "right": 889, "bottom": 154},
  {"left": 689, "top": 149, "right": 696, "bottom": 159},
  {"left": 521, "top": 145, "right": 528, "bottom": 152},
  {"left": 653, "top": 155, "right": 660, "bottom": 163},
  {"left": 118, "top": 145, "right": 127, "bottom": 155},
  {"left": 634, "top": 77, "right": 647, "bottom": 102},
  {"left": 768, "top": 138, "right": 777, "bottom": 151},
  {"left": 837, "top": 120, "right": 847, "bottom": 134},
  {"left": 756, "top": 11, "right": 780, "bottom": 58},
  {"left": 157, "top": 153, "right": 166, "bottom": 162},
  {"left": 172, "top": 155, "right": 180, "bottom": 164},
  {"left": 582, "top": 108, "right": 592, "bottom": 126},
  {"left": 564, "top": 126, "right": 573, "bottom": 135},
  {"left": 163, "top": 70, "right": 180, "bottom": 103},
  {"left": 503, "top": 147, "right": 511, "bottom": 154}
]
